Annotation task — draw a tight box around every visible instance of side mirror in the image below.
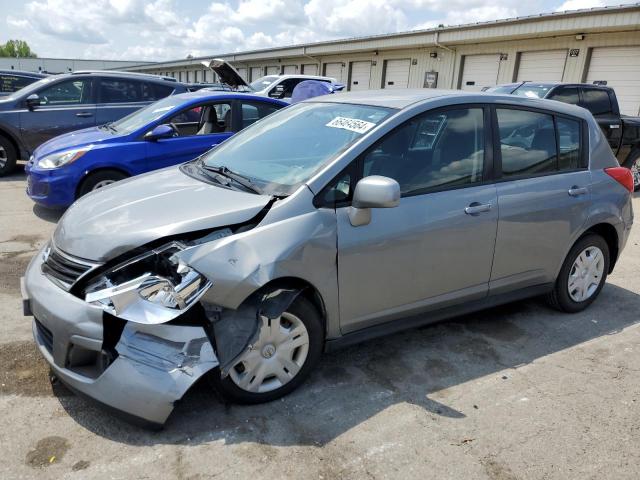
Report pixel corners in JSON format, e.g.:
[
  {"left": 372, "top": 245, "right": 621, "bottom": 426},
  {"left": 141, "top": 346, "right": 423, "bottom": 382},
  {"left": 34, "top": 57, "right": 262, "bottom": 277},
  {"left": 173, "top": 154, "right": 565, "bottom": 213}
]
[
  {"left": 269, "top": 85, "right": 285, "bottom": 99},
  {"left": 349, "top": 175, "right": 400, "bottom": 227},
  {"left": 26, "top": 94, "right": 40, "bottom": 110},
  {"left": 144, "top": 124, "right": 175, "bottom": 141}
]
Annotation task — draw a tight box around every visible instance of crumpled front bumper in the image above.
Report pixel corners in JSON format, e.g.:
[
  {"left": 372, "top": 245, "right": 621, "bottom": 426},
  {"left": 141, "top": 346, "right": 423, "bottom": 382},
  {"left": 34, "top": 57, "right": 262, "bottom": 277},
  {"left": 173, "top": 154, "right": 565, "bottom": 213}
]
[{"left": 23, "top": 250, "right": 219, "bottom": 427}]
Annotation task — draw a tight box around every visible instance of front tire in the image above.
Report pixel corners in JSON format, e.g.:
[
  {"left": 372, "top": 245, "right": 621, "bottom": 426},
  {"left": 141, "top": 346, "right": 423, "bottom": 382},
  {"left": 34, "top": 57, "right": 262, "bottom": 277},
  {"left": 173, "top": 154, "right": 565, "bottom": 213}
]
[
  {"left": 77, "top": 170, "right": 128, "bottom": 198},
  {"left": 547, "top": 234, "right": 610, "bottom": 313},
  {"left": 0, "top": 135, "right": 17, "bottom": 176},
  {"left": 210, "top": 295, "right": 323, "bottom": 404}
]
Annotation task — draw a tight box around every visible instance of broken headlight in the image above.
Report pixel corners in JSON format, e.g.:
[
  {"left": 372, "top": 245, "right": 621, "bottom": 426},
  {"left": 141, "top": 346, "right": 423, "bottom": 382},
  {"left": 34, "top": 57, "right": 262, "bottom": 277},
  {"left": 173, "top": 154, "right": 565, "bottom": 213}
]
[{"left": 84, "top": 242, "right": 211, "bottom": 324}]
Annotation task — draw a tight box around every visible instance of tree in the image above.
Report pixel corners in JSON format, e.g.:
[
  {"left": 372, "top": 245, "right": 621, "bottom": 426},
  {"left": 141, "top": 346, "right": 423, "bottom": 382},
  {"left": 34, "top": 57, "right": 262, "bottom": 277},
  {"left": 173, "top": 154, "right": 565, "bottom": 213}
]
[{"left": 0, "top": 40, "right": 37, "bottom": 58}]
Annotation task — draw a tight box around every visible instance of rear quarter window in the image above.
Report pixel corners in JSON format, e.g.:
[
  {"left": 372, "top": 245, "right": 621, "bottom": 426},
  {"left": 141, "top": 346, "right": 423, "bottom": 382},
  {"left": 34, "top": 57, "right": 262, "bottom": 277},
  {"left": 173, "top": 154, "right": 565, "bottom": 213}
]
[{"left": 580, "top": 89, "right": 613, "bottom": 115}]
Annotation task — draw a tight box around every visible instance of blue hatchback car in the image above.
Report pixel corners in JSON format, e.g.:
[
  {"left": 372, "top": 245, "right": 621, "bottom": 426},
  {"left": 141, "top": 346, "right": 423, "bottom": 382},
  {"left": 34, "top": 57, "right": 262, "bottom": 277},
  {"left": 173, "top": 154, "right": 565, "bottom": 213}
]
[{"left": 26, "top": 91, "right": 287, "bottom": 208}]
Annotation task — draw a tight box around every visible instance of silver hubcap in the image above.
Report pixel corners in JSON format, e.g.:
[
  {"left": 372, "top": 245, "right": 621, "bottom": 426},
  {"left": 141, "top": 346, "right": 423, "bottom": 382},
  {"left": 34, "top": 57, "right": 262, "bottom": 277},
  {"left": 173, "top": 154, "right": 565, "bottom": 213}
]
[
  {"left": 0, "top": 145, "right": 6, "bottom": 168},
  {"left": 568, "top": 246, "right": 604, "bottom": 302},
  {"left": 92, "top": 179, "right": 116, "bottom": 190},
  {"left": 631, "top": 158, "right": 640, "bottom": 189},
  {"left": 229, "top": 312, "right": 309, "bottom": 393}
]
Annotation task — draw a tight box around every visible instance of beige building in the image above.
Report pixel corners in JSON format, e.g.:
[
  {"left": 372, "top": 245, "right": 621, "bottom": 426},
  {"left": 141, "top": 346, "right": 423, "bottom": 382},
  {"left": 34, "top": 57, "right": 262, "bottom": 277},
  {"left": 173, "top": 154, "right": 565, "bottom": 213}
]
[{"left": 125, "top": 3, "right": 640, "bottom": 115}]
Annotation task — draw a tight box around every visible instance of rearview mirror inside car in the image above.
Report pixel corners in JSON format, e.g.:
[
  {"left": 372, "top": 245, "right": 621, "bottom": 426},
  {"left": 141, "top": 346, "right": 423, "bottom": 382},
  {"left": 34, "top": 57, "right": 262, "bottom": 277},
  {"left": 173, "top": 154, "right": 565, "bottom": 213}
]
[
  {"left": 144, "top": 124, "right": 175, "bottom": 141},
  {"left": 349, "top": 175, "right": 400, "bottom": 227}
]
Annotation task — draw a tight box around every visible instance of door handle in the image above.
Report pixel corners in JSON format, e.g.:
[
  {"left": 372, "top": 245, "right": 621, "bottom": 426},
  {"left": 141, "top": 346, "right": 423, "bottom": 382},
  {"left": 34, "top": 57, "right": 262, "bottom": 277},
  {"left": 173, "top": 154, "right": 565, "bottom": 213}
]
[
  {"left": 464, "top": 202, "right": 492, "bottom": 215},
  {"left": 568, "top": 186, "right": 588, "bottom": 197},
  {"left": 75, "top": 112, "right": 93, "bottom": 118}
]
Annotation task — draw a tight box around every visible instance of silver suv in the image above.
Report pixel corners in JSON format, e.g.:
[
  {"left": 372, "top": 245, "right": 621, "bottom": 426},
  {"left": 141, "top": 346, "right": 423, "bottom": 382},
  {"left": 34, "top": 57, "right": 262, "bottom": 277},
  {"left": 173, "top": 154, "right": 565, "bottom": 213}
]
[{"left": 23, "top": 89, "right": 634, "bottom": 427}]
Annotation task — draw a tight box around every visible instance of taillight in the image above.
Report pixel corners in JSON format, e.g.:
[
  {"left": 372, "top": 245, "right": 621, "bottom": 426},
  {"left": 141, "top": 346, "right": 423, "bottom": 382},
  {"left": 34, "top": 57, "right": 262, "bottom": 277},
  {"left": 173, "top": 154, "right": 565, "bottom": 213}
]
[{"left": 604, "top": 167, "right": 634, "bottom": 193}]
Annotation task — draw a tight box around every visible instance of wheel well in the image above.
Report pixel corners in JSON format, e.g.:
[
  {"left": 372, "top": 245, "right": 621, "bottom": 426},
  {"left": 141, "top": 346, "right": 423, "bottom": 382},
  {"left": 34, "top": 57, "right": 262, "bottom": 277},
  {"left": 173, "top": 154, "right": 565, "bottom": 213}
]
[
  {"left": 75, "top": 167, "right": 130, "bottom": 199},
  {"left": 622, "top": 146, "right": 640, "bottom": 167},
  {"left": 253, "top": 277, "right": 327, "bottom": 329},
  {"left": 0, "top": 128, "right": 21, "bottom": 158},
  {"left": 583, "top": 223, "right": 619, "bottom": 273}
]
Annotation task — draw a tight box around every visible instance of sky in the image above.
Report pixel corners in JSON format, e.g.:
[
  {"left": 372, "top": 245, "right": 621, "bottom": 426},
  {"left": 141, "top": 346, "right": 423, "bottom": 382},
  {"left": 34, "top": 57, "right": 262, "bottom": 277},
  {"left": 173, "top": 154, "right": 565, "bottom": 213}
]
[{"left": 0, "top": 0, "right": 636, "bottom": 62}]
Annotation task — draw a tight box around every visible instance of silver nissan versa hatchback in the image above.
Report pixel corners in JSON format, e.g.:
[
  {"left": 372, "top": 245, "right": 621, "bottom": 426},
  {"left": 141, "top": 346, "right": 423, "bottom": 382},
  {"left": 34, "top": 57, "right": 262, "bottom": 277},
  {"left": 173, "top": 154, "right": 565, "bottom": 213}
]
[{"left": 23, "top": 90, "right": 634, "bottom": 427}]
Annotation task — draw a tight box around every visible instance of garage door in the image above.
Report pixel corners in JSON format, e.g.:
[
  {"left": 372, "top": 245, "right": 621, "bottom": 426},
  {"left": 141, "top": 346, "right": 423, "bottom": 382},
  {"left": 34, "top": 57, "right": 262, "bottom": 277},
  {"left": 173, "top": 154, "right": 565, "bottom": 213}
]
[
  {"left": 283, "top": 65, "right": 297, "bottom": 74},
  {"left": 517, "top": 50, "right": 567, "bottom": 82},
  {"left": 349, "top": 61, "right": 371, "bottom": 90},
  {"left": 460, "top": 54, "right": 501, "bottom": 91},
  {"left": 586, "top": 46, "right": 640, "bottom": 116},
  {"left": 324, "top": 62, "right": 344, "bottom": 82},
  {"left": 302, "top": 63, "right": 318, "bottom": 75},
  {"left": 266, "top": 66, "right": 279, "bottom": 75},
  {"left": 250, "top": 67, "right": 263, "bottom": 81},
  {"left": 383, "top": 59, "right": 410, "bottom": 89}
]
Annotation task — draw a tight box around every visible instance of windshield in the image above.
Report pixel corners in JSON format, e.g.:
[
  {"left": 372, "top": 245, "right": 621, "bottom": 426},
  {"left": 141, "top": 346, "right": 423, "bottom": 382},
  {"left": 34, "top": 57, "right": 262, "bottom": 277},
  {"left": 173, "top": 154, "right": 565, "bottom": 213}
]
[
  {"left": 200, "top": 102, "right": 394, "bottom": 195},
  {"left": 249, "top": 75, "right": 279, "bottom": 91},
  {"left": 110, "top": 95, "right": 184, "bottom": 134},
  {"left": 511, "top": 84, "right": 553, "bottom": 99}
]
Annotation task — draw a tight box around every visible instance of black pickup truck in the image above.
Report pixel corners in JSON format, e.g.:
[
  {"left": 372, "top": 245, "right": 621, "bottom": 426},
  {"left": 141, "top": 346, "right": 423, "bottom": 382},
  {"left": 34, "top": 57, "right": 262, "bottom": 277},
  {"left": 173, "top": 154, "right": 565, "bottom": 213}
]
[{"left": 488, "top": 82, "right": 640, "bottom": 189}]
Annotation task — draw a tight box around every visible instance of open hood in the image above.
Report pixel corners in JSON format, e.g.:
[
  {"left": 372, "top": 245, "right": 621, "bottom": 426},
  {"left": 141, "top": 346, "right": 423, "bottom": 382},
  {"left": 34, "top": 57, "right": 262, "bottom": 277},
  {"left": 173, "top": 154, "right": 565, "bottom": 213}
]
[
  {"left": 201, "top": 59, "right": 251, "bottom": 90},
  {"left": 53, "top": 166, "right": 271, "bottom": 262}
]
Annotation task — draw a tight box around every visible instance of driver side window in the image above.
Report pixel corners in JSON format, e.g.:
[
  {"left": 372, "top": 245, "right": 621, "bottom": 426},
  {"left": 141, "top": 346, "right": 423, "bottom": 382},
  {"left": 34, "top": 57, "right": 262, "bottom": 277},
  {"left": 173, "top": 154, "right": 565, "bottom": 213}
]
[
  {"left": 362, "top": 107, "right": 485, "bottom": 196},
  {"left": 38, "top": 79, "right": 92, "bottom": 105},
  {"left": 165, "top": 102, "right": 232, "bottom": 137}
]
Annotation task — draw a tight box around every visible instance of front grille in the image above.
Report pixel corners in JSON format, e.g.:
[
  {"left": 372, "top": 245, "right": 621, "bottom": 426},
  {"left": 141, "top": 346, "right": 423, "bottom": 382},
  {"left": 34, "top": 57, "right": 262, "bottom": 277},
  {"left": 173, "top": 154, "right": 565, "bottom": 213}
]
[
  {"left": 34, "top": 318, "right": 54, "bottom": 354},
  {"left": 41, "top": 245, "right": 98, "bottom": 290}
]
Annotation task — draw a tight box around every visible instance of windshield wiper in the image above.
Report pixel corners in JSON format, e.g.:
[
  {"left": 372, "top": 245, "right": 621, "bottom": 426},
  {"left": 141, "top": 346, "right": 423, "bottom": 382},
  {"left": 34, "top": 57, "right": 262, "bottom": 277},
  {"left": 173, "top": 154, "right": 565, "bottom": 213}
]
[
  {"left": 198, "top": 162, "right": 262, "bottom": 194},
  {"left": 99, "top": 122, "right": 118, "bottom": 133}
]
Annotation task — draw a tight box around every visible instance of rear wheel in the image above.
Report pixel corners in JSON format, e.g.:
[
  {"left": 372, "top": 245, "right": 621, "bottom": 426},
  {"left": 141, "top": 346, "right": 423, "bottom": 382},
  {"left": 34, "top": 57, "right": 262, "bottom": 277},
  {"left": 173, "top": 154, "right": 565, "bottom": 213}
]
[
  {"left": 547, "top": 234, "right": 610, "bottom": 313},
  {"left": 210, "top": 295, "right": 323, "bottom": 404},
  {"left": 626, "top": 151, "right": 640, "bottom": 191},
  {"left": 77, "top": 170, "right": 128, "bottom": 198},
  {"left": 0, "top": 135, "right": 17, "bottom": 176}
]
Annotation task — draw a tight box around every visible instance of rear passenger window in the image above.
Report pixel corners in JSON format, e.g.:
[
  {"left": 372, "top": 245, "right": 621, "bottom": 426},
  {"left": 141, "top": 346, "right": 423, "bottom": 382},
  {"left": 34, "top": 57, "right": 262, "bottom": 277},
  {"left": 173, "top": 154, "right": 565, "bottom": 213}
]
[
  {"left": 547, "top": 87, "right": 579, "bottom": 105},
  {"left": 363, "top": 108, "right": 485, "bottom": 195},
  {"left": 240, "top": 102, "right": 282, "bottom": 128},
  {"left": 100, "top": 79, "right": 142, "bottom": 103},
  {"left": 581, "top": 89, "right": 613, "bottom": 115},
  {"left": 557, "top": 117, "right": 581, "bottom": 170},
  {"left": 141, "top": 82, "right": 174, "bottom": 101},
  {"left": 497, "top": 109, "right": 557, "bottom": 177}
]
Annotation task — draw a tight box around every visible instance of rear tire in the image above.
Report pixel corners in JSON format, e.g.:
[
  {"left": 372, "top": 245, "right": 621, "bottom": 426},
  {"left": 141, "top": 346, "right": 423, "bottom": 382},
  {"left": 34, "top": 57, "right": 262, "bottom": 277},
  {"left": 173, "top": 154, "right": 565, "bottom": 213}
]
[
  {"left": 209, "top": 295, "right": 323, "bottom": 404},
  {"left": 77, "top": 170, "right": 128, "bottom": 198},
  {"left": 624, "top": 150, "right": 640, "bottom": 191},
  {"left": 547, "top": 234, "right": 610, "bottom": 313},
  {"left": 0, "top": 135, "right": 17, "bottom": 176}
]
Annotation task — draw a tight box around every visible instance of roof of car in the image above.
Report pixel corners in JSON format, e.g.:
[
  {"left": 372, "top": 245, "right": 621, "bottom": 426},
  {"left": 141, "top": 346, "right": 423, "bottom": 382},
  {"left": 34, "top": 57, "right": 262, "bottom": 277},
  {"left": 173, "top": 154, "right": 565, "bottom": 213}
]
[
  {"left": 0, "top": 69, "right": 47, "bottom": 78},
  {"left": 310, "top": 89, "right": 469, "bottom": 108},
  {"left": 311, "top": 88, "right": 591, "bottom": 118},
  {"left": 171, "top": 90, "right": 288, "bottom": 104}
]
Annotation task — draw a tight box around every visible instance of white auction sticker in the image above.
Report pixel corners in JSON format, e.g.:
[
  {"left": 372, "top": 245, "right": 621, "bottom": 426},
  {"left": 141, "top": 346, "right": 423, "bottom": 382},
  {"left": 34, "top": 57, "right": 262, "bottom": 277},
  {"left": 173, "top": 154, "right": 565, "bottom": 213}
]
[{"left": 326, "top": 117, "right": 376, "bottom": 134}]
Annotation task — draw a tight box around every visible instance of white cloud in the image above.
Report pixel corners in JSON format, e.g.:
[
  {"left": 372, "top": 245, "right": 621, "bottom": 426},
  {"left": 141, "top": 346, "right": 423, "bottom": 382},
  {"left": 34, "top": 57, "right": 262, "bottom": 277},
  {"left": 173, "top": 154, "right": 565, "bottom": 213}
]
[{"left": 1, "top": 0, "right": 637, "bottom": 61}]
